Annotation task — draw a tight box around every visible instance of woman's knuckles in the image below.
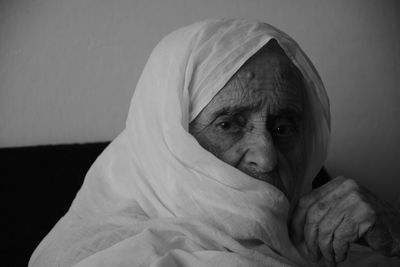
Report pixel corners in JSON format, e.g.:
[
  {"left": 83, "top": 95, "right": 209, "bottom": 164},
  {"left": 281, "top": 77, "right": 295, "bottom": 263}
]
[{"left": 340, "top": 178, "right": 359, "bottom": 191}]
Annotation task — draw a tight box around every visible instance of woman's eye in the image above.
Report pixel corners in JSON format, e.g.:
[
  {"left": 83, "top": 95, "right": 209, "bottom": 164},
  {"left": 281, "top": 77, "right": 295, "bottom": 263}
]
[
  {"left": 215, "top": 118, "right": 242, "bottom": 133},
  {"left": 271, "top": 120, "right": 298, "bottom": 138},
  {"left": 273, "top": 125, "right": 296, "bottom": 136},
  {"left": 218, "top": 121, "right": 232, "bottom": 130}
]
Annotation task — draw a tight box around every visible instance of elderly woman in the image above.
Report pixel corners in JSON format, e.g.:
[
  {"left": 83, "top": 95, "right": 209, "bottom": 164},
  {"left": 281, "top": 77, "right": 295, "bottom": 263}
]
[{"left": 30, "top": 19, "right": 400, "bottom": 267}]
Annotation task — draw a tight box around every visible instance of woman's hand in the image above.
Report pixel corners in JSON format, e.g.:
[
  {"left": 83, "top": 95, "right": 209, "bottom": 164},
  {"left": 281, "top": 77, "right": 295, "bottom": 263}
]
[{"left": 290, "top": 176, "right": 400, "bottom": 266}]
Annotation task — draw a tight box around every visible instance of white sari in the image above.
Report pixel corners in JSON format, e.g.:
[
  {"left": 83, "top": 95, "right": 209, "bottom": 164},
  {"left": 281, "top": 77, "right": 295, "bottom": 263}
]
[{"left": 30, "top": 18, "right": 393, "bottom": 267}]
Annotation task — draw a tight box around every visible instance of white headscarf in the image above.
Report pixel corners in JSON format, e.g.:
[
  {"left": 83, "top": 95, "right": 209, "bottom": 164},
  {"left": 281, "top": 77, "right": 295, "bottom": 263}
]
[{"left": 30, "top": 18, "right": 330, "bottom": 267}]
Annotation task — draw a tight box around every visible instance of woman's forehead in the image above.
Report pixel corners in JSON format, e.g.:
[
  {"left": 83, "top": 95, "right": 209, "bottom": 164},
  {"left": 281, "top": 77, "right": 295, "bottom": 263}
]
[{"left": 201, "top": 43, "right": 305, "bottom": 118}]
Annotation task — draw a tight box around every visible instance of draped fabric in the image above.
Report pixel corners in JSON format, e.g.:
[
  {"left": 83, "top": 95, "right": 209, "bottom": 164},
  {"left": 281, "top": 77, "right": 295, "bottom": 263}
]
[{"left": 30, "top": 18, "right": 332, "bottom": 267}]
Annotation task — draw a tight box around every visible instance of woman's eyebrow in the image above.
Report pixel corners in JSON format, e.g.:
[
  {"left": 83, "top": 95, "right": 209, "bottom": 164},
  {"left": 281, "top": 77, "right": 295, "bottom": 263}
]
[
  {"left": 211, "top": 104, "right": 255, "bottom": 119},
  {"left": 212, "top": 101, "right": 303, "bottom": 119},
  {"left": 275, "top": 101, "right": 304, "bottom": 114},
  {"left": 271, "top": 109, "right": 304, "bottom": 120}
]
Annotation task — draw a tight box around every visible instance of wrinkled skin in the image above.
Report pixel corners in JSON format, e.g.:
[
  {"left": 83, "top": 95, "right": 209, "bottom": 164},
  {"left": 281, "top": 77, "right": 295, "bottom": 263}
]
[
  {"left": 189, "top": 41, "right": 400, "bottom": 265},
  {"left": 291, "top": 176, "right": 400, "bottom": 266},
  {"left": 190, "top": 41, "right": 308, "bottom": 204}
]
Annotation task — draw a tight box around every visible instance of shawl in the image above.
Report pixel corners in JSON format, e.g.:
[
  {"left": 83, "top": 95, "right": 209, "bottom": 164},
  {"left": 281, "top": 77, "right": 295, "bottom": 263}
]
[{"left": 30, "top": 18, "right": 333, "bottom": 267}]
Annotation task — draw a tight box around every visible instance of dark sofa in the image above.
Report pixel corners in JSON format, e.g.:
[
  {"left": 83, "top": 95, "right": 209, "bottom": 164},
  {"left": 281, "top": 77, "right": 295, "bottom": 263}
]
[{"left": 1, "top": 142, "right": 330, "bottom": 267}]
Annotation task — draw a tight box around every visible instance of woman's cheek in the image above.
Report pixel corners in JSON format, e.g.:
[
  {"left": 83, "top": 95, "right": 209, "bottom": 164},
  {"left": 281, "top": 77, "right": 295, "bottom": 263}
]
[
  {"left": 194, "top": 127, "right": 242, "bottom": 162},
  {"left": 218, "top": 141, "right": 246, "bottom": 167}
]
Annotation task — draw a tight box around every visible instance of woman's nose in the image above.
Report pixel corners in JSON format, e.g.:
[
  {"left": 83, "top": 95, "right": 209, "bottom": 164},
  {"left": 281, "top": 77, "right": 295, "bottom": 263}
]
[{"left": 242, "top": 131, "right": 277, "bottom": 173}]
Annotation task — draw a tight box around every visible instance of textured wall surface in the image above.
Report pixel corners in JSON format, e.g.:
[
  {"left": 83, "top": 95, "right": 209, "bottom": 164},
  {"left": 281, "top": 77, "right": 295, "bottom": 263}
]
[{"left": 0, "top": 0, "right": 399, "bottom": 202}]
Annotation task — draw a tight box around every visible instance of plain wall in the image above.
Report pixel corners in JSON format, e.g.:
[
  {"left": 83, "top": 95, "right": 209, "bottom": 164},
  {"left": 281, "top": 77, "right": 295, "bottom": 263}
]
[{"left": 1, "top": 0, "right": 399, "bottom": 203}]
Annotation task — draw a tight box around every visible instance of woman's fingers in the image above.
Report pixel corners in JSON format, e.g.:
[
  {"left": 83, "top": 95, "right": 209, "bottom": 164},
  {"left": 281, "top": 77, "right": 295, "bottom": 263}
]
[
  {"left": 317, "top": 214, "right": 345, "bottom": 264},
  {"left": 303, "top": 200, "right": 347, "bottom": 263},
  {"left": 331, "top": 220, "right": 357, "bottom": 264},
  {"left": 291, "top": 177, "right": 377, "bottom": 264},
  {"left": 333, "top": 238, "right": 349, "bottom": 263},
  {"left": 291, "top": 176, "right": 347, "bottom": 244},
  {"left": 320, "top": 193, "right": 374, "bottom": 264},
  {"left": 302, "top": 203, "right": 329, "bottom": 261}
]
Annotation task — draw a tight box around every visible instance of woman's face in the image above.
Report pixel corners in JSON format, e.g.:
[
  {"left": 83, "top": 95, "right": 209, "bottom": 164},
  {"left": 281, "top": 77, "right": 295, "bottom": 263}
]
[{"left": 189, "top": 42, "right": 308, "bottom": 203}]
